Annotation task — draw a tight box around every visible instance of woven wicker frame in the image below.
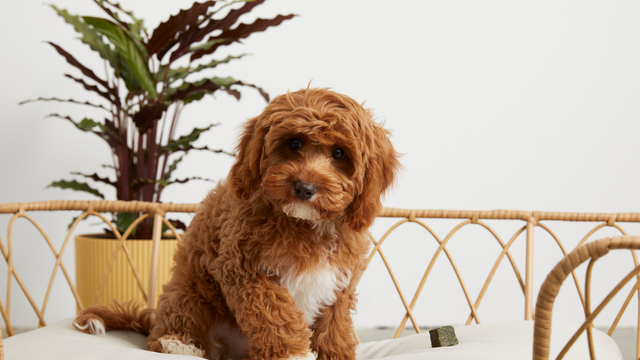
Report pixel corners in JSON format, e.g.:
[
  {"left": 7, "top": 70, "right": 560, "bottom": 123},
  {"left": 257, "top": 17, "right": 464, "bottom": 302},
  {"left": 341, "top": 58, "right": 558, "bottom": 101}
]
[{"left": 1, "top": 200, "right": 640, "bottom": 360}]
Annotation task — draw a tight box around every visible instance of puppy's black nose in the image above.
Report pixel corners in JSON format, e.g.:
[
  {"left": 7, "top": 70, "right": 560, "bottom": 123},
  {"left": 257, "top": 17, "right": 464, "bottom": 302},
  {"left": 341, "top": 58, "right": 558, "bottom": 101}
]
[{"left": 294, "top": 181, "right": 317, "bottom": 200}]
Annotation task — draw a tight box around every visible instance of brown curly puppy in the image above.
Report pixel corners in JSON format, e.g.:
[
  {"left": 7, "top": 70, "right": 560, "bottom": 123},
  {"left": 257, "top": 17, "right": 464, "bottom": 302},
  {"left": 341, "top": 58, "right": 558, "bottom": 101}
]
[{"left": 74, "top": 88, "right": 400, "bottom": 360}]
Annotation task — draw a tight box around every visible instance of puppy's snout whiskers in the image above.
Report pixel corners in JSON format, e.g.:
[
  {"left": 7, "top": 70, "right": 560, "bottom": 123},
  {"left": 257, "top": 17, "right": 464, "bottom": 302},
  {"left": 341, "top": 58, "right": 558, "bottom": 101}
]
[{"left": 294, "top": 181, "right": 317, "bottom": 201}]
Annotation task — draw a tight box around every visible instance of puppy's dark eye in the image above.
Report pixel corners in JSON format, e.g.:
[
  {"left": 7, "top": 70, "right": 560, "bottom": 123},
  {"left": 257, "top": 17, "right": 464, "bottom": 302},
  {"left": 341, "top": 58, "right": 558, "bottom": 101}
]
[
  {"left": 289, "top": 139, "right": 302, "bottom": 151},
  {"left": 331, "top": 148, "right": 346, "bottom": 160}
]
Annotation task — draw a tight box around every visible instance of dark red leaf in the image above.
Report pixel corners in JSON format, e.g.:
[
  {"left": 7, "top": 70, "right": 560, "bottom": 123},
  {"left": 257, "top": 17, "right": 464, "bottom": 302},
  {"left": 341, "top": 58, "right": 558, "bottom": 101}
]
[
  {"left": 102, "top": 118, "right": 120, "bottom": 152},
  {"left": 64, "top": 74, "right": 113, "bottom": 104},
  {"left": 190, "top": 14, "right": 295, "bottom": 62},
  {"left": 47, "top": 42, "right": 118, "bottom": 99},
  {"left": 71, "top": 171, "right": 117, "bottom": 186},
  {"left": 168, "top": 0, "right": 266, "bottom": 62},
  {"left": 240, "top": 82, "right": 270, "bottom": 102},
  {"left": 167, "top": 219, "right": 187, "bottom": 231},
  {"left": 19, "top": 97, "right": 109, "bottom": 111},
  {"left": 168, "top": 79, "right": 222, "bottom": 102},
  {"left": 48, "top": 113, "right": 120, "bottom": 151},
  {"left": 91, "top": 0, "right": 131, "bottom": 31},
  {"left": 132, "top": 102, "right": 169, "bottom": 131},
  {"left": 224, "top": 88, "right": 241, "bottom": 100},
  {"left": 173, "top": 144, "right": 234, "bottom": 156},
  {"left": 147, "top": 1, "right": 216, "bottom": 59}
]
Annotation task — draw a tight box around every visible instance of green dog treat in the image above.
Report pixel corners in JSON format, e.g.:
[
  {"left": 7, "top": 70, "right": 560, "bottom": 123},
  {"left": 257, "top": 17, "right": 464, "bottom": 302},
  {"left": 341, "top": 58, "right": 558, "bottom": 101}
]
[{"left": 429, "top": 326, "right": 459, "bottom": 347}]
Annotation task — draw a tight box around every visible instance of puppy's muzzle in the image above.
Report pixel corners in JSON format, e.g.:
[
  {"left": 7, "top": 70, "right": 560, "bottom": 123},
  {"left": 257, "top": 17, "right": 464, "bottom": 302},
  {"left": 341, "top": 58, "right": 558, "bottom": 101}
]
[{"left": 294, "top": 181, "right": 317, "bottom": 200}]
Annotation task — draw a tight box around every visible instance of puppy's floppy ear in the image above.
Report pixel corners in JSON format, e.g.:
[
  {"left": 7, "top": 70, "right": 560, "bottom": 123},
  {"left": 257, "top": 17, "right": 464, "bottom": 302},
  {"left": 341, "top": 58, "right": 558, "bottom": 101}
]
[
  {"left": 345, "top": 124, "right": 400, "bottom": 232},
  {"left": 229, "top": 117, "right": 266, "bottom": 200}
]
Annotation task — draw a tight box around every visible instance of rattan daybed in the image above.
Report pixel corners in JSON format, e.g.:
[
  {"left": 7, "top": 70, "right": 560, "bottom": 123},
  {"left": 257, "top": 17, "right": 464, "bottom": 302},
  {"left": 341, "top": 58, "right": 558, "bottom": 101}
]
[{"left": 0, "top": 200, "right": 639, "bottom": 360}]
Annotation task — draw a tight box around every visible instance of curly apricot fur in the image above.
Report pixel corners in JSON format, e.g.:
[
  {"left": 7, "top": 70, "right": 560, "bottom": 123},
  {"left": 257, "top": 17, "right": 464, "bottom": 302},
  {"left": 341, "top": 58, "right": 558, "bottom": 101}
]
[{"left": 74, "top": 88, "right": 400, "bottom": 360}]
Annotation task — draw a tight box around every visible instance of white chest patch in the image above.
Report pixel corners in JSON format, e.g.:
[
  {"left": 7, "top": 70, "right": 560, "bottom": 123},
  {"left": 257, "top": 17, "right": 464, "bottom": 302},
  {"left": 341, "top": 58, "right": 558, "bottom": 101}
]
[{"left": 280, "top": 264, "right": 351, "bottom": 326}]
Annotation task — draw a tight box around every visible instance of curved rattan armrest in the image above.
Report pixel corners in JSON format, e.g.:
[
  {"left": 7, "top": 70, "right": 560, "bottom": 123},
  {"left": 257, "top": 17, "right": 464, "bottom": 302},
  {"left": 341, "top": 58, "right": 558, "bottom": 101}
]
[{"left": 533, "top": 236, "right": 640, "bottom": 360}]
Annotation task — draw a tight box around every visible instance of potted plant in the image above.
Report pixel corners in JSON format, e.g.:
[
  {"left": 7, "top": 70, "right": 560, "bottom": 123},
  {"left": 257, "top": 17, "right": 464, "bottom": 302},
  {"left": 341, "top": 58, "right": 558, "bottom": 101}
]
[{"left": 22, "top": 0, "right": 293, "bottom": 307}]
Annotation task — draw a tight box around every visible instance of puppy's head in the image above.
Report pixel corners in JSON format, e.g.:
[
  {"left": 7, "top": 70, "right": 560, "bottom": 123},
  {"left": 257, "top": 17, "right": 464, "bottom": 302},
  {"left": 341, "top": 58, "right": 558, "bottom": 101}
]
[{"left": 229, "top": 88, "right": 400, "bottom": 232}]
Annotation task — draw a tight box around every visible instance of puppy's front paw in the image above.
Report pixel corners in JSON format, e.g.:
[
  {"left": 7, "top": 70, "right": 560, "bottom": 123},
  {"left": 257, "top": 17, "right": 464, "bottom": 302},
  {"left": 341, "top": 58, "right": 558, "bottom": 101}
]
[{"left": 287, "top": 351, "right": 317, "bottom": 360}]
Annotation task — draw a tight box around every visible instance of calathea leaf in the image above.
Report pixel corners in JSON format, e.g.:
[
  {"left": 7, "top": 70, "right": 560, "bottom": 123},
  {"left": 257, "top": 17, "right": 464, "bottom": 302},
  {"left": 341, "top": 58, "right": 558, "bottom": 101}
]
[
  {"left": 76, "top": 117, "right": 118, "bottom": 139},
  {"left": 161, "top": 124, "right": 217, "bottom": 153},
  {"left": 49, "top": 114, "right": 103, "bottom": 135},
  {"left": 164, "top": 78, "right": 222, "bottom": 102},
  {"left": 146, "top": 1, "right": 216, "bottom": 59},
  {"left": 174, "top": 145, "right": 234, "bottom": 156},
  {"left": 47, "top": 42, "right": 118, "bottom": 99},
  {"left": 131, "top": 178, "right": 157, "bottom": 193},
  {"left": 64, "top": 74, "right": 114, "bottom": 104},
  {"left": 163, "top": 155, "right": 184, "bottom": 182},
  {"left": 71, "top": 171, "right": 117, "bottom": 186},
  {"left": 114, "top": 211, "right": 138, "bottom": 236},
  {"left": 189, "top": 38, "right": 229, "bottom": 52},
  {"left": 132, "top": 102, "right": 169, "bottom": 132},
  {"left": 165, "top": 219, "right": 187, "bottom": 231},
  {"left": 48, "top": 114, "right": 120, "bottom": 148},
  {"left": 165, "top": 76, "right": 268, "bottom": 104},
  {"left": 165, "top": 176, "right": 216, "bottom": 185},
  {"left": 92, "top": 0, "right": 147, "bottom": 47},
  {"left": 168, "top": 0, "right": 266, "bottom": 62},
  {"left": 93, "top": 0, "right": 131, "bottom": 29},
  {"left": 83, "top": 17, "right": 157, "bottom": 99},
  {"left": 89, "top": 3, "right": 148, "bottom": 59},
  {"left": 50, "top": 4, "right": 139, "bottom": 88},
  {"left": 19, "top": 97, "right": 109, "bottom": 111},
  {"left": 48, "top": 179, "right": 105, "bottom": 199},
  {"left": 50, "top": 5, "right": 120, "bottom": 68},
  {"left": 190, "top": 14, "right": 295, "bottom": 62},
  {"left": 99, "top": 0, "right": 149, "bottom": 37},
  {"left": 157, "top": 54, "right": 245, "bottom": 85}
]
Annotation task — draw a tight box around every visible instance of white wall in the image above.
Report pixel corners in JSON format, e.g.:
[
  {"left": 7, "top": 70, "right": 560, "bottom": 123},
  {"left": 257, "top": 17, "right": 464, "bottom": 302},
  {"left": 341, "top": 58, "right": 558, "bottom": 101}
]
[{"left": 2, "top": 0, "right": 640, "bottom": 330}]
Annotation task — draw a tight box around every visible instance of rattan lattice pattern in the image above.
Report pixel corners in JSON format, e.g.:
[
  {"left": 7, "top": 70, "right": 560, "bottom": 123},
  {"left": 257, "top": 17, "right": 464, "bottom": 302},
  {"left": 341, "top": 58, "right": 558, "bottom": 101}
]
[{"left": 1, "top": 201, "right": 639, "bottom": 360}]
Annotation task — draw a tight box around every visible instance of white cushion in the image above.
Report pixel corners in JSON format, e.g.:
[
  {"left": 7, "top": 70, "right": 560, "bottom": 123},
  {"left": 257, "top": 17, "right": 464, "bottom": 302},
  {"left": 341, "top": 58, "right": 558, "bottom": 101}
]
[
  {"left": 4, "top": 318, "right": 622, "bottom": 360},
  {"left": 357, "top": 321, "right": 622, "bottom": 360}
]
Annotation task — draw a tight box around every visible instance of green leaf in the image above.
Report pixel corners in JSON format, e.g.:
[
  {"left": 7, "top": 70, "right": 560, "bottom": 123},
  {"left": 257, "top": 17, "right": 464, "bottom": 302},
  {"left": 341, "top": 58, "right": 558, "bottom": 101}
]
[
  {"left": 99, "top": 0, "right": 148, "bottom": 34},
  {"left": 163, "top": 155, "right": 184, "bottom": 181},
  {"left": 51, "top": 5, "right": 120, "bottom": 68},
  {"left": 164, "top": 77, "right": 240, "bottom": 102},
  {"left": 67, "top": 215, "right": 81, "bottom": 230},
  {"left": 48, "top": 179, "right": 105, "bottom": 199},
  {"left": 54, "top": 3, "right": 142, "bottom": 89},
  {"left": 157, "top": 54, "right": 245, "bottom": 85},
  {"left": 95, "top": 0, "right": 148, "bottom": 45},
  {"left": 114, "top": 212, "right": 138, "bottom": 236},
  {"left": 83, "top": 17, "right": 157, "bottom": 99},
  {"left": 48, "top": 114, "right": 120, "bottom": 152},
  {"left": 162, "top": 125, "right": 216, "bottom": 153},
  {"left": 75, "top": 117, "right": 118, "bottom": 138},
  {"left": 76, "top": 117, "right": 104, "bottom": 131},
  {"left": 189, "top": 38, "right": 229, "bottom": 52},
  {"left": 168, "top": 76, "right": 269, "bottom": 103}
]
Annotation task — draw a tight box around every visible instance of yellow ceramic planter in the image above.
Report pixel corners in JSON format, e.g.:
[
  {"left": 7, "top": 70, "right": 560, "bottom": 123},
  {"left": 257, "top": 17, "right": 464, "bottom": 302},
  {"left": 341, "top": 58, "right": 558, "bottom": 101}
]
[{"left": 75, "top": 234, "right": 178, "bottom": 310}]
